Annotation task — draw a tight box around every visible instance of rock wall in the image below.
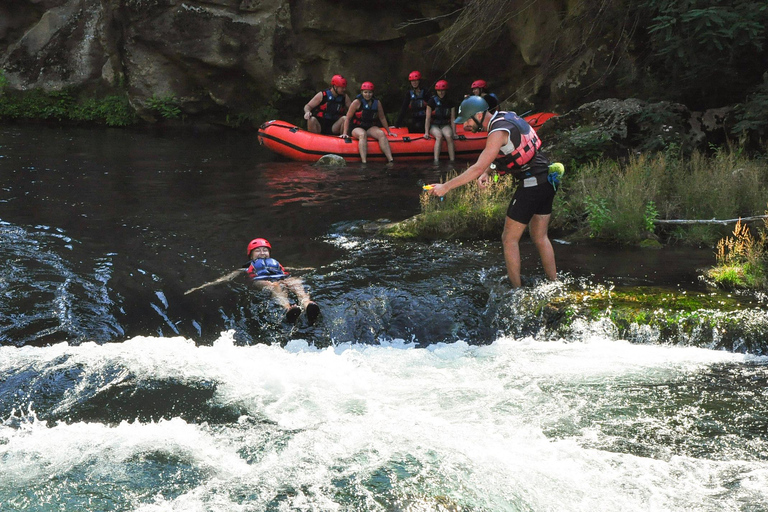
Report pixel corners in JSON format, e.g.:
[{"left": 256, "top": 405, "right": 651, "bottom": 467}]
[
  {"left": 0, "top": 0, "right": 719, "bottom": 129},
  {"left": 1, "top": 0, "right": 649, "bottom": 122}
]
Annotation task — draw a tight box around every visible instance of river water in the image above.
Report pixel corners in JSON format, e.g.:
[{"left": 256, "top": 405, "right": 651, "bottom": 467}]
[{"left": 1, "top": 126, "right": 767, "bottom": 511}]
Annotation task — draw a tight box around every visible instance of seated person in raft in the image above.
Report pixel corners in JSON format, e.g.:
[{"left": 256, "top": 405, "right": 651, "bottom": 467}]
[
  {"left": 303, "top": 74, "right": 352, "bottom": 136},
  {"left": 341, "top": 81, "right": 395, "bottom": 165},
  {"left": 424, "top": 79, "right": 457, "bottom": 163},
  {"left": 393, "top": 70, "right": 431, "bottom": 136},
  {"left": 184, "top": 238, "right": 319, "bottom": 324}
]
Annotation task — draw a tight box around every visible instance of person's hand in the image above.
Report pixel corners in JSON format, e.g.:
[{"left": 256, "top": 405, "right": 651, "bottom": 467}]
[
  {"left": 452, "top": 134, "right": 458, "bottom": 140},
  {"left": 426, "top": 183, "right": 448, "bottom": 197},
  {"left": 478, "top": 172, "right": 492, "bottom": 188},
  {"left": 387, "top": 131, "right": 396, "bottom": 137},
  {"left": 303, "top": 111, "right": 311, "bottom": 120},
  {"left": 423, "top": 133, "right": 430, "bottom": 139}
]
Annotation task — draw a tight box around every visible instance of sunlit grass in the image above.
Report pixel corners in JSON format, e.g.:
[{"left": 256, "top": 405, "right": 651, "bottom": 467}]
[{"left": 706, "top": 216, "right": 767, "bottom": 290}]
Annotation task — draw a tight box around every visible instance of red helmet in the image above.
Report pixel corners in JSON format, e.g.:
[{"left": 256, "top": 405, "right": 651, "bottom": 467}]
[
  {"left": 247, "top": 238, "right": 271, "bottom": 257},
  {"left": 471, "top": 79, "right": 487, "bottom": 89},
  {"left": 360, "top": 81, "right": 375, "bottom": 91},
  {"left": 408, "top": 70, "right": 422, "bottom": 81},
  {"left": 331, "top": 75, "right": 347, "bottom": 88},
  {"left": 435, "top": 80, "right": 449, "bottom": 90}
]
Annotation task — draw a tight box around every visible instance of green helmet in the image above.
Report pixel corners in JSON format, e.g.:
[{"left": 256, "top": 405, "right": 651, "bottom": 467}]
[{"left": 455, "top": 96, "right": 489, "bottom": 123}]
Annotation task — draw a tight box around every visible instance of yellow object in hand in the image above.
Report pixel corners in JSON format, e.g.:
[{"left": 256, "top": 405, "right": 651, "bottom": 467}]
[
  {"left": 422, "top": 185, "right": 434, "bottom": 190},
  {"left": 548, "top": 162, "right": 565, "bottom": 176}
]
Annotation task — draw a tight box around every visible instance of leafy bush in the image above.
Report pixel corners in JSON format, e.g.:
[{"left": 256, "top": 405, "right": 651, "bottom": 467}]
[
  {"left": 641, "top": 0, "right": 768, "bottom": 105},
  {"left": 732, "top": 80, "right": 768, "bottom": 139},
  {"left": 0, "top": 81, "right": 136, "bottom": 126},
  {"left": 146, "top": 95, "right": 182, "bottom": 119}
]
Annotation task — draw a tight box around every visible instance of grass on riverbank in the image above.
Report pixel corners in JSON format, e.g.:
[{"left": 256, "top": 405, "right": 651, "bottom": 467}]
[
  {"left": 705, "top": 216, "right": 768, "bottom": 290},
  {"left": 383, "top": 172, "right": 517, "bottom": 239},
  {"left": 556, "top": 146, "right": 768, "bottom": 245},
  {"left": 386, "top": 146, "right": 768, "bottom": 246}
]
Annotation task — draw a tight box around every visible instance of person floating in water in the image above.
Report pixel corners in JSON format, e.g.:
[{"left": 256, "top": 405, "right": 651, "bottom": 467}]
[{"left": 185, "top": 238, "right": 319, "bottom": 324}]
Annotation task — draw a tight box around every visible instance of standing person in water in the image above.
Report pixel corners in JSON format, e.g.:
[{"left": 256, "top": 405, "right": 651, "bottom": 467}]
[
  {"left": 341, "top": 81, "right": 395, "bottom": 164},
  {"left": 426, "top": 96, "right": 557, "bottom": 288},
  {"left": 185, "top": 238, "right": 320, "bottom": 324},
  {"left": 394, "top": 70, "right": 431, "bottom": 135},
  {"left": 466, "top": 79, "right": 499, "bottom": 113},
  {"left": 424, "top": 79, "right": 457, "bottom": 163},
  {"left": 303, "top": 75, "right": 352, "bottom": 135}
]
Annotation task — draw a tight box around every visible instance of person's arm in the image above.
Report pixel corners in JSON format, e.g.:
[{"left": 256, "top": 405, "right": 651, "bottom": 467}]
[
  {"left": 303, "top": 92, "right": 323, "bottom": 121},
  {"left": 428, "top": 130, "right": 506, "bottom": 196},
  {"left": 341, "top": 100, "right": 359, "bottom": 137},
  {"left": 184, "top": 269, "right": 245, "bottom": 295},
  {"left": 378, "top": 101, "right": 393, "bottom": 136}
]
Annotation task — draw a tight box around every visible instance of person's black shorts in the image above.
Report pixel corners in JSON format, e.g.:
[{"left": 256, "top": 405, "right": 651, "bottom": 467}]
[
  {"left": 506, "top": 181, "right": 556, "bottom": 224},
  {"left": 319, "top": 117, "right": 338, "bottom": 135}
]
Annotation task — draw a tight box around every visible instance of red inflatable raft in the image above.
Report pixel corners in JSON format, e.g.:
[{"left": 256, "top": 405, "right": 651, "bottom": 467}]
[{"left": 258, "top": 112, "right": 557, "bottom": 163}]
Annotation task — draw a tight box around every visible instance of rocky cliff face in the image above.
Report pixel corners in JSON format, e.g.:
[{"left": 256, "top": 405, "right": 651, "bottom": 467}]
[{"left": 1, "top": 0, "right": 649, "bottom": 123}]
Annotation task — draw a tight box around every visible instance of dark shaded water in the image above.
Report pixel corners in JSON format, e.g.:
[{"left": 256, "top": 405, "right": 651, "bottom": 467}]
[
  {"left": 0, "top": 125, "right": 735, "bottom": 347},
  {"left": 2, "top": 125, "right": 768, "bottom": 511}
]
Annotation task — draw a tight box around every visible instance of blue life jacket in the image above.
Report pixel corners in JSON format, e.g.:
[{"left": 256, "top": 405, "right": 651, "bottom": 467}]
[
  {"left": 431, "top": 97, "right": 452, "bottom": 126},
  {"left": 409, "top": 89, "right": 428, "bottom": 120},
  {"left": 247, "top": 258, "right": 288, "bottom": 280},
  {"left": 353, "top": 95, "right": 380, "bottom": 129}
]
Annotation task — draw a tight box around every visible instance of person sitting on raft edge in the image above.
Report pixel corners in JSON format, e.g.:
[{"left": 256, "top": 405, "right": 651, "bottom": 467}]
[
  {"left": 341, "top": 81, "right": 395, "bottom": 165},
  {"left": 184, "top": 238, "right": 320, "bottom": 324},
  {"left": 394, "top": 70, "right": 431, "bottom": 136},
  {"left": 303, "top": 74, "right": 352, "bottom": 136}
]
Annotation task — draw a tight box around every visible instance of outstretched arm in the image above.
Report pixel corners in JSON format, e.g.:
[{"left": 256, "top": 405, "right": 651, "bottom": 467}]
[{"left": 184, "top": 269, "right": 244, "bottom": 295}]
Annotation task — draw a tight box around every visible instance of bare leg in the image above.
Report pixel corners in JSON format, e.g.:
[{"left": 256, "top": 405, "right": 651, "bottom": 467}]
[
  {"left": 368, "top": 126, "right": 394, "bottom": 162},
  {"left": 528, "top": 214, "right": 557, "bottom": 281},
  {"left": 307, "top": 117, "right": 321, "bottom": 134},
  {"left": 253, "top": 280, "right": 291, "bottom": 310},
  {"left": 430, "top": 125, "right": 444, "bottom": 162},
  {"left": 283, "top": 277, "right": 311, "bottom": 308},
  {"left": 502, "top": 217, "right": 527, "bottom": 287},
  {"left": 331, "top": 117, "right": 345, "bottom": 135},
  {"left": 442, "top": 125, "right": 455, "bottom": 161},
  {"left": 352, "top": 127, "right": 368, "bottom": 163}
]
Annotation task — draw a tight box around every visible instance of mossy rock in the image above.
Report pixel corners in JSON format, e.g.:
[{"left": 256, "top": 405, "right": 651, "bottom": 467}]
[
  {"left": 315, "top": 154, "right": 347, "bottom": 167},
  {"left": 538, "top": 285, "right": 767, "bottom": 353}
]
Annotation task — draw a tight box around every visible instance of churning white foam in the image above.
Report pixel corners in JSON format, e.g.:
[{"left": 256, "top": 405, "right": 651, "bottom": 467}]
[{"left": 1, "top": 333, "right": 765, "bottom": 511}]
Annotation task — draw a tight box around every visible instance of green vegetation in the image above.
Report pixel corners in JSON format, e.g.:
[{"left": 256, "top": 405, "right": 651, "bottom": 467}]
[
  {"left": 641, "top": 0, "right": 768, "bottom": 105},
  {"left": 385, "top": 147, "right": 768, "bottom": 246},
  {"left": 382, "top": 170, "right": 516, "bottom": 240},
  {"left": 554, "top": 147, "right": 768, "bottom": 244},
  {"left": 539, "top": 285, "right": 767, "bottom": 352},
  {"left": 0, "top": 73, "right": 136, "bottom": 127},
  {"left": 706, "top": 216, "right": 767, "bottom": 290},
  {"left": 146, "top": 94, "right": 181, "bottom": 119}
]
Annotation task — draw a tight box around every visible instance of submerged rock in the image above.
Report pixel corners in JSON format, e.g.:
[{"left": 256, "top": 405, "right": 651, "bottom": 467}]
[{"left": 314, "top": 154, "right": 346, "bottom": 167}]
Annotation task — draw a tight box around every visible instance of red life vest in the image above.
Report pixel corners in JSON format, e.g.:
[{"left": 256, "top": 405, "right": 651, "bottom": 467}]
[{"left": 488, "top": 111, "right": 542, "bottom": 176}]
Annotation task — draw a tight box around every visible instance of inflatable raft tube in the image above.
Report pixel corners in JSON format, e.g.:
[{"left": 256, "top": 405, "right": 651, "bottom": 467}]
[{"left": 258, "top": 113, "right": 557, "bottom": 163}]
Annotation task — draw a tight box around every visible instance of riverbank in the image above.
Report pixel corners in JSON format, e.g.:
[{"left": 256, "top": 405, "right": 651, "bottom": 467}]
[{"left": 383, "top": 147, "right": 768, "bottom": 291}]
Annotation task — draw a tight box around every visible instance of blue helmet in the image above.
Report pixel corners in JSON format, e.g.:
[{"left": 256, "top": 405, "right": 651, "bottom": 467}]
[{"left": 454, "top": 96, "right": 490, "bottom": 123}]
